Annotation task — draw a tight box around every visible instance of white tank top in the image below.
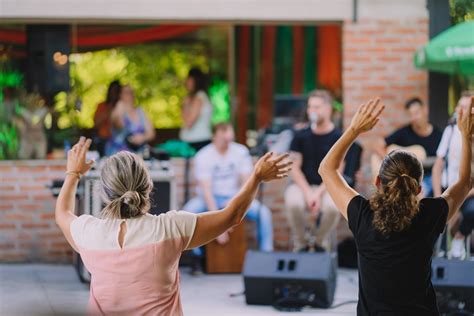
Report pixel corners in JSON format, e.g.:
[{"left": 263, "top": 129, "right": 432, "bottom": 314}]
[{"left": 180, "top": 91, "right": 213, "bottom": 143}]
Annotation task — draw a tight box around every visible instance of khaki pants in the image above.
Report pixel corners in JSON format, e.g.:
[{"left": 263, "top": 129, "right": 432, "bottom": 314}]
[{"left": 284, "top": 183, "right": 340, "bottom": 251}]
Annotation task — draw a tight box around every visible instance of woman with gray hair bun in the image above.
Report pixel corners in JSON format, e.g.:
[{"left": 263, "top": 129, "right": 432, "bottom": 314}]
[{"left": 55, "top": 137, "right": 291, "bottom": 315}]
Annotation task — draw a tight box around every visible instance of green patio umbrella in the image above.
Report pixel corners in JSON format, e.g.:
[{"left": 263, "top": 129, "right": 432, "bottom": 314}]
[{"left": 414, "top": 21, "right": 474, "bottom": 75}]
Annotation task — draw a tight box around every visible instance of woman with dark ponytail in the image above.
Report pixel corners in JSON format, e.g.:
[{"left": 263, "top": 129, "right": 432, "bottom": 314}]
[{"left": 319, "top": 98, "right": 473, "bottom": 315}]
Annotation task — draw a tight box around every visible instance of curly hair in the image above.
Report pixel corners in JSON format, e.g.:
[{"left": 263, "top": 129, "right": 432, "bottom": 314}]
[{"left": 369, "top": 150, "right": 423, "bottom": 235}]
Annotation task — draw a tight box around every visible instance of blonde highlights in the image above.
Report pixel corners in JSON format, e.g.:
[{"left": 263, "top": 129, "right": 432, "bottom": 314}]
[{"left": 100, "top": 151, "right": 153, "bottom": 219}]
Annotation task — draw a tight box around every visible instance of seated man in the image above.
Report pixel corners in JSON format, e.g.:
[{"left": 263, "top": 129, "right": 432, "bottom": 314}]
[
  {"left": 432, "top": 92, "right": 474, "bottom": 259},
  {"left": 373, "top": 97, "right": 442, "bottom": 196},
  {"left": 284, "top": 90, "right": 341, "bottom": 252},
  {"left": 183, "top": 122, "right": 273, "bottom": 274}
]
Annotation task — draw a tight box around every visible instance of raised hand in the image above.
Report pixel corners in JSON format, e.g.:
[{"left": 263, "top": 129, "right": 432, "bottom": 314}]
[
  {"left": 254, "top": 152, "right": 292, "bottom": 182},
  {"left": 67, "top": 136, "right": 94, "bottom": 175},
  {"left": 349, "top": 98, "right": 385, "bottom": 134},
  {"left": 457, "top": 96, "right": 474, "bottom": 139}
]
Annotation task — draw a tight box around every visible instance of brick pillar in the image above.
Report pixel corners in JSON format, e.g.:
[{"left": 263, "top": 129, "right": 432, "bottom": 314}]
[{"left": 342, "top": 18, "right": 429, "bottom": 194}]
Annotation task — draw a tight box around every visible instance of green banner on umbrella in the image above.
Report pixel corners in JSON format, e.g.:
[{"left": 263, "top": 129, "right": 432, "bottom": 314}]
[{"left": 414, "top": 21, "right": 474, "bottom": 75}]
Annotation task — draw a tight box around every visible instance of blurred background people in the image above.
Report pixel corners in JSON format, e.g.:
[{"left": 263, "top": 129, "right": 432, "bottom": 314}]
[
  {"left": 93, "top": 80, "right": 121, "bottom": 156},
  {"left": 284, "top": 90, "right": 341, "bottom": 253},
  {"left": 432, "top": 92, "right": 474, "bottom": 259},
  {"left": 106, "top": 84, "right": 155, "bottom": 156},
  {"left": 183, "top": 122, "right": 273, "bottom": 275},
  {"left": 373, "top": 97, "right": 442, "bottom": 197},
  {"left": 15, "top": 93, "right": 49, "bottom": 159},
  {"left": 180, "top": 67, "right": 213, "bottom": 152}
]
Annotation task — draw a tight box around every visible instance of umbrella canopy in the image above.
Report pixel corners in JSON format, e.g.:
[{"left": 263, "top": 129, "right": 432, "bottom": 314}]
[{"left": 414, "top": 21, "right": 474, "bottom": 75}]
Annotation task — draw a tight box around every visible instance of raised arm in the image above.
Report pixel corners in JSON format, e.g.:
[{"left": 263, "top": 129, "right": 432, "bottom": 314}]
[
  {"left": 442, "top": 98, "right": 473, "bottom": 221},
  {"left": 187, "top": 152, "right": 291, "bottom": 249},
  {"left": 319, "top": 99, "right": 385, "bottom": 219},
  {"left": 432, "top": 156, "right": 445, "bottom": 197},
  {"left": 55, "top": 137, "right": 94, "bottom": 252}
]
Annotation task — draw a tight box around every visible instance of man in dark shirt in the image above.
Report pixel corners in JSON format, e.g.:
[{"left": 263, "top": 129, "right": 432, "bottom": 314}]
[
  {"left": 284, "top": 90, "right": 342, "bottom": 252},
  {"left": 374, "top": 97, "right": 442, "bottom": 196}
]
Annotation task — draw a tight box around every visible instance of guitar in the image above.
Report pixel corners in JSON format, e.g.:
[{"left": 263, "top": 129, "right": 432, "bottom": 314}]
[{"left": 371, "top": 144, "right": 428, "bottom": 179}]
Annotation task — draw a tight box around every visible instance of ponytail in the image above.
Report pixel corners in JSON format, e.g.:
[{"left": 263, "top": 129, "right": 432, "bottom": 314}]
[
  {"left": 100, "top": 151, "right": 153, "bottom": 219},
  {"left": 369, "top": 150, "right": 423, "bottom": 235}
]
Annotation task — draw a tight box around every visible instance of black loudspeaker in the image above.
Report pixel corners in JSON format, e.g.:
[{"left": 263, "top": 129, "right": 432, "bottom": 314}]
[
  {"left": 432, "top": 258, "right": 474, "bottom": 314},
  {"left": 26, "top": 25, "right": 71, "bottom": 94},
  {"left": 243, "top": 251, "right": 336, "bottom": 309}
]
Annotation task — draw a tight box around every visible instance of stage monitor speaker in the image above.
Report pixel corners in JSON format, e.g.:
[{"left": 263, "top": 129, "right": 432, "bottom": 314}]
[
  {"left": 432, "top": 258, "right": 474, "bottom": 313},
  {"left": 26, "top": 25, "right": 71, "bottom": 94},
  {"left": 243, "top": 250, "right": 336, "bottom": 309}
]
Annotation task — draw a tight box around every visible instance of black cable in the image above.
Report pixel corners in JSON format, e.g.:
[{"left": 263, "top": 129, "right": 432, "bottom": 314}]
[
  {"left": 229, "top": 291, "right": 245, "bottom": 298},
  {"left": 330, "top": 300, "right": 358, "bottom": 309},
  {"left": 272, "top": 295, "right": 358, "bottom": 312}
]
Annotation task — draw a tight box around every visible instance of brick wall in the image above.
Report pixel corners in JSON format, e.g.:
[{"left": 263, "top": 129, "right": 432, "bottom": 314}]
[
  {"left": 0, "top": 160, "right": 70, "bottom": 262},
  {"left": 342, "top": 18, "right": 429, "bottom": 193},
  {"left": 0, "top": 159, "right": 296, "bottom": 262}
]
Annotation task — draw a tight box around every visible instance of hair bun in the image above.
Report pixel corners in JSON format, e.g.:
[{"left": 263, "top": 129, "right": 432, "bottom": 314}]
[{"left": 121, "top": 191, "right": 141, "bottom": 206}]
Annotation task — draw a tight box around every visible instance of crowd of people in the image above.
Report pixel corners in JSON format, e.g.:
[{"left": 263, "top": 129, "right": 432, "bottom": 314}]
[
  {"left": 92, "top": 67, "right": 212, "bottom": 157},
  {"left": 92, "top": 76, "right": 473, "bottom": 265},
  {"left": 55, "top": 89, "right": 473, "bottom": 314}
]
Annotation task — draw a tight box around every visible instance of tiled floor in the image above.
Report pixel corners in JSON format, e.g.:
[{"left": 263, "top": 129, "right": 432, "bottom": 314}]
[{"left": 0, "top": 264, "right": 359, "bottom": 315}]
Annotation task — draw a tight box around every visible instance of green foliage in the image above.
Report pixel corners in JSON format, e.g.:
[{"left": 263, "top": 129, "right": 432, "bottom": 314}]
[
  {"left": 0, "top": 123, "right": 19, "bottom": 160},
  {"left": 209, "top": 78, "right": 231, "bottom": 124},
  {"left": 0, "top": 62, "right": 22, "bottom": 160},
  {"left": 67, "top": 43, "right": 211, "bottom": 129},
  {"left": 450, "top": 0, "right": 474, "bottom": 24}
]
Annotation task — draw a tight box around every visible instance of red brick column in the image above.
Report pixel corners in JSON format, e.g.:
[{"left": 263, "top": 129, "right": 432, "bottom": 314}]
[{"left": 342, "top": 18, "right": 429, "bottom": 194}]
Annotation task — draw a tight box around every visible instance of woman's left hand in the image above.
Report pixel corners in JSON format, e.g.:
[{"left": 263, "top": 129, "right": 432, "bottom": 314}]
[
  {"left": 349, "top": 98, "right": 385, "bottom": 134},
  {"left": 67, "top": 137, "right": 94, "bottom": 175}
]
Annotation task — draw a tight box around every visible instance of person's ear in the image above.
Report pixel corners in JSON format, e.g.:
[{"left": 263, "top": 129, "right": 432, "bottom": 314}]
[
  {"left": 417, "top": 186, "right": 422, "bottom": 195},
  {"left": 375, "top": 176, "right": 381, "bottom": 188}
]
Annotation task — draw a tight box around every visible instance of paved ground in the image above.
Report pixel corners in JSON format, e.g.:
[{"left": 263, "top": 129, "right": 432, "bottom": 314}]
[{"left": 0, "top": 264, "right": 359, "bottom": 315}]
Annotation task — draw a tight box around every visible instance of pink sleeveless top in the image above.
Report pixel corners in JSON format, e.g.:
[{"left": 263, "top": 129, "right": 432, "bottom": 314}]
[{"left": 70, "top": 211, "right": 197, "bottom": 316}]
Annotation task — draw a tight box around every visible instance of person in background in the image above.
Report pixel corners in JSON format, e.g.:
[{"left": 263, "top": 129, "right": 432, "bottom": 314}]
[
  {"left": 106, "top": 84, "right": 155, "bottom": 156},
  {"left": 319, "top": 98, "right": 472, "bottom": 315},
  {"left": 373, "top": 97, "right": 442, "bottom": 196},
  {"left": 16, "top": 93, "right": 49, "bottom": 159},
  {"left": 284, "top": 90, "right": 342, "bottom": 253},
  {"left": 94, "top": 80, "right": 121, "bottom": 156},
  {"left": 55, "top": 137, "right": 290, "bottom": 315},
  {"left": 183, "top": 123, "right": 275, "bottom": 275},
  {"left": 432, "top": 91, "right": 474, "bottom": 259},
  {"left": 180, "top": 67, "right": 213, "bottom": 152}
]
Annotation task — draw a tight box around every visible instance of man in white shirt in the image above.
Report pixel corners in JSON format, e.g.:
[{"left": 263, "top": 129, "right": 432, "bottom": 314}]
[
  {"left": 183, "top": 122, "right": 273, "bottom": 274},
  {"left": 432, "top": 92, "right": 474, "bottom": 259}
]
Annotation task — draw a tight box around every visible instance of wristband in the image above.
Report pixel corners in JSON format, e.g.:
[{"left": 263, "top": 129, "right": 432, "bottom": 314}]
[{"left": 66, "top": 171, "right": 82, "bottom": 180}]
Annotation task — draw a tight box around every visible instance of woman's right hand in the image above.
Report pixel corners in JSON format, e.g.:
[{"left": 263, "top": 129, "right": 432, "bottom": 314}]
[
  {"left": 254, "top": 152, "right": 292, "bottom": 183},
  {"left": 349, "top": 98, "right": 385, "bottom": 134},
  {"left": 457, "top": 96, "right": 473, "bottom": 139}
]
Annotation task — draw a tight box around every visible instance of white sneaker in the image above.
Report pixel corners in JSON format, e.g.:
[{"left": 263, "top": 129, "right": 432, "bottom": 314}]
[{"left": 449, "top": 239, "right": 466, "bottom": 260}]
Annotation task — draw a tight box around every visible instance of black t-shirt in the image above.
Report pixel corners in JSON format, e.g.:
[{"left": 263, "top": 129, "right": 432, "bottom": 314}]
[
  {"left": 290, "top": 127, "right": 342, "bottom": 185},
  {"left": 385, "top": 125, "right": 442, "bottom": 157},
  {"left": 347, "top": 195, "right": 449, "bottom": 316}
]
